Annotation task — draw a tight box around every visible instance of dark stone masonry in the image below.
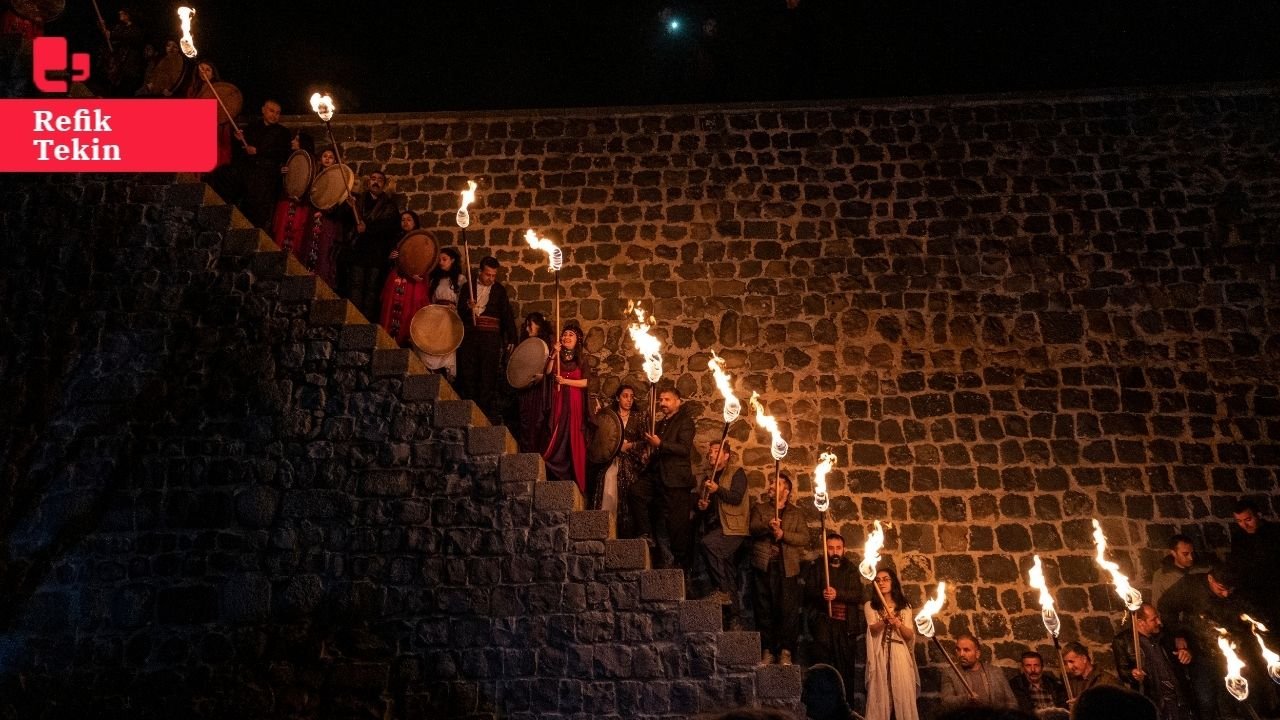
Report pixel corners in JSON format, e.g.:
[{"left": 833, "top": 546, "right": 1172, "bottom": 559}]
[{"left": 1, "top": 83, "right": 1278, "bottom": 718}]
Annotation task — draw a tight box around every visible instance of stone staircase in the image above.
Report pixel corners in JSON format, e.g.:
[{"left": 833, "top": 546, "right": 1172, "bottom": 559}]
[{"left": 164, "top": 176, "right": 804, "bottom": 718}]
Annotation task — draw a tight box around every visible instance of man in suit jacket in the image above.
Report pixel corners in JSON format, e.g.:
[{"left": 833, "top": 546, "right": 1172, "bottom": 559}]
[
  {"left": 458, "top": 256, "right": 518, "bottom": 422},
  {"left": 628, "top": 387, "right": 695, "bottom": 569}
]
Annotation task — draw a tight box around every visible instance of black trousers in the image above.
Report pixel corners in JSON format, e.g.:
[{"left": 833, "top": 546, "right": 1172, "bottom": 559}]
[
  {"left": 700, "top": 526, "right": 744, "bottom": 601},
  {"left": 457, "top": 330, "right": 503, "bottom": 418},
  {"left": 753, "top": 562, "right": 800, "bottom": 655},
  {"left": 628, "top": 476, "right": 693, "bottom": 569},
  {"left": 337, "top": 262, "right": 384, "bottom": 322},
  {"left": 811, "top": 616, "right": 860, "bottom": 704}
]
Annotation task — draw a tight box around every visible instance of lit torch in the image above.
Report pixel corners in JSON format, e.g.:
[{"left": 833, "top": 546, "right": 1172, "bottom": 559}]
[
  {"left": 813, "top": 451, "right": 836, "bottom": 616},
  {"left": 309, "top": 92, "right": 360, "bottom": 226},
  {"left": 1217, "top": 628, "right": 1250, "bottom": 701},
  {"left": 748, "top": 391, "right": 788, "bottom": 519},
  {"left": 626, "top": 301, "right": 663, "bottom": 432},
  {"left": 177, "top": 7, "right": 197, "bottom": 58},
  {"left": 526, "top": 229, "right": 564, "bottom": 372},
  {"left": 1092, "top": 519, "right": 1145, "bottom": 672},
  {"left": 703, "top": 350, "right": 741, "bottom": 499},
  {"left": 859, "top": 519, "right": 885, "bottom": 582},
  {"left": 915, "top": 582, "right": 977, "bottom": 700},
  {"left": 1028, "top": 555, "right": 1074, "bottom": 702},
  {"left": 456, "top": 180, "right": 478, "bottom": 309},
  {"left": 1241, "top": 615, "right": 1280, "bottom": 685}
]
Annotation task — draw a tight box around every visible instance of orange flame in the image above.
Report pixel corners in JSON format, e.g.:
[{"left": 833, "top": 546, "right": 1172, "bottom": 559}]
[
  {"left": 456, "top": 180, "right": 478, "bottom": 228},
  {"left": 812, "top": 452, "right": 836, "bottom": 513},
  {"left": 747, "top": 391, "right": 788, "bottom": 461},
  {"left": 177, "top": 7, "right": 197, "bottom": 58},
  {"left": 1091, "top": 519, "right": 1143, "bottom": 611},
  {"left": 1216, "top": 627, "right": 1250, "bottom": 701},
  {"left": 626, "top": 302, "right": 663, "bottom": 384},
  {"left": 914, "top": 582, "right": 947, "bottom": 638},
  {"left": 1241, "top": 614, "right": 1280, "bottom": 683},
  {"left": 708, "top": 351, "right": 741, "bottom": 424},
  {"left": 309, "top": 92, "right": 334, "bottom": 122},
  {"left": 1028, "top": 555, "right": 1062, "bottom": 638},
  {"left": 858, "top": 520, "right": 885, "bottom": 581},
  {"left": 524, "top": 229, "right": 563, "bottom": 272}
]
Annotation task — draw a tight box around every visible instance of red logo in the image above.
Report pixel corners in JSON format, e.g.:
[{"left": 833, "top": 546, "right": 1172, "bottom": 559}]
[{"left": 32, "top": 37, "right": 91, "bottom": 93}]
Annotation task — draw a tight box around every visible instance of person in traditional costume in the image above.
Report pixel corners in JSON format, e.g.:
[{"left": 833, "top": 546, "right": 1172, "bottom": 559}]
[
  {"left": 299, "top": 147, "right": 351, "bottom": 288},
  {"left": 457, "top": 256, "right": 518, "bottom": 421},
  {"left": 542, "top": 324, "right": 592, "bottom": 493},
  {"left": 414, "top": 247, "right": 468, "bottom": 379},
  {"left": 378, "top": 211, "right": 432, "bottom": 347},
  {"left": 514, "top": 312, "right": 554, "bottom": 455},
  {"left": 864, "top": 565, "right": 919, "bottom": 720},
  {"left": 269, "top": 131, "right": 315, "bottom": 260},
  {"left": 593, "top": 384, "right": 649, "bottom": 527}
]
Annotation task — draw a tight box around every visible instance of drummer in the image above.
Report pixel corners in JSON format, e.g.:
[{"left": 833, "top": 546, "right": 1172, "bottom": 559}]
[
  {"left": 303, "top": 146, "right": 352, "bottom": 287},
  {"left": 415, "top": 247, "right": 470, "bottom": 380},
  {"left": 186, "top": 62, "right": 231, "bottom": 171},
  {"left": 514, "top": 312, "right": 555, "bottom": 455},
  {"left": 269, "top": 131, "right": 315, "bottom": 259},
  {"left": 457, "top": 256, "right": 518, "bottom": 422},
  {"left": 378, "top": 211, "right": 432, "bottom": 347}
]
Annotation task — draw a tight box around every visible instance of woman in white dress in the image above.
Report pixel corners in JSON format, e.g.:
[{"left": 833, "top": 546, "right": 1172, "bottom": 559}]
[
  {"left": 416, "top": 247, "right": 468, "bottom": 380},
  {"left": 864, "top": 565, "right": 919, "bottom": 720}
]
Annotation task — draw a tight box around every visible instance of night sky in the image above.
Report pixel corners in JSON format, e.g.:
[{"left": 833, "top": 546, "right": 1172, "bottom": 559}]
[{"left": 49, "top": 0, "right": 1280, "bottom": 114}]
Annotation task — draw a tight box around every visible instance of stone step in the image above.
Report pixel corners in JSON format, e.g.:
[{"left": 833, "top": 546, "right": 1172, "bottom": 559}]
[
  {"left": 678, "top": 598, "right": 722, "bottom": 633},
  {"left": 499, "top": 453, "right": 545, "bottom": 483},
  {"left": 717, "top": 631, "right": 763, "bottom": 669},
  {"left": 309, "top": 298, "right": 365, "bottom": 326},
  {"left": 604, "top": 538, "right": 650, "bottom": 571},
  {"left": 468, "top": 425, "right": 517, "bottom": 456},
  {"left": 533, "top": 480, "right": 582, "bottom": 512},
  {"left": 639, "top": 568, "right": 685, "bottom": 602},
  {"left": 756, "top": 663, "right": 803, "bottom": 700},
  {"left": 434, "top": 399, "right": 488, "bottom": 429},
  {"left": 568, "top": 509, "right": 615, "bottom": 541}
]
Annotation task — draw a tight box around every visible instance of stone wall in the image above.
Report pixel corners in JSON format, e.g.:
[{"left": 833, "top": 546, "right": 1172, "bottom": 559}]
[
  {"left": 286, "top": 85, "right": 1280, "bottom": 653},
  {"left": 1, "top": 82, "right": 1279, "bottom": 717}
]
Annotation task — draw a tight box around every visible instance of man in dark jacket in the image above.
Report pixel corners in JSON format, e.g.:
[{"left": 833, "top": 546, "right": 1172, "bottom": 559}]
[
  {"left": 695, "top": 440, "right": 748, "bottom": 622},
  {"left": 235, "top": 99, "right": 292, "bottom": 229},
  {"left": 1229, "top": 498, "right": 1280, "bottom": 623},
  {"left": 457, "top": 256, "right": 518, "bottom": 421},
  {"left": 1111, "top": 603, "right": 1196, "bottom": 720},
  {"left": 630, "top": 387, "right": 695, "bottom": 569},
  {"left": 338, "top": 169, "right": 401, "bottom": 320},
  {"left": 1009, "top": 651, "right": 1069, "bottom": 715},
  {"left": 1151, "top": 534, "right": 1208, "bottom": 609},
  {"left": 748, "top": 472, "right": 808, "bottom": 666},
  {"left": 804, "top": 533, "right": 865, "bottom": 707}
]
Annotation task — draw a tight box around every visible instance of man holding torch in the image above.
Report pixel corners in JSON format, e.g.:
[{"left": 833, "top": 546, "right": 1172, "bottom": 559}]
[
  {"left": 748, "top": 471, "right": 807, "bottom": 666},
  {"left": 804, "top": 533, "right": 864, "bottom": 705},
  {"left": 1111, "top": 603, "right": 1197, "bottom": 720},
  {"left": 694, "top": 440, "right": 748, "bottom": 621},
  {"left": 942, "top": 633, "right": 1018, "bottom": 709},
  {"left": 629, "top": 387, "right": 695, "bottom": 570}
]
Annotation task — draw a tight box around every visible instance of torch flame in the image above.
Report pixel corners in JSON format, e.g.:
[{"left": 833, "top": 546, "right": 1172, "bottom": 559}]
[
  {"left": 177, "top": 7, "right": 197, "bottom": 58},
  {"left": 708, "top": 351, "right": 741, "bottom": 424},
  {"left": 524, "top": 229, "right": 563, "bottom": 272},
  {"left": 1216, "top": 627, "right": 1250, "bottom": 701},
  {"left": 1242, "top": 614, "right": 1280, "bottom": 683},
  {"left": 858, "top": 520, "right": 885, "bottom": 581},
  {"left": 747, "top": 391, "right": 788, "bottom": 461},
  {"left": 456, "top": 180, "right": 478, "bottom": 229},
  {"left": 309, "top": 93, "right": 335, "bottom": 123},
  {"left": 914, "top": 582, "right": 947, "bottom": 639},
  {"left": 812, "top": 451, "right": 836, "bottom": 513},
  {"left": 1091, "top": 519, "right": 1144, "bottom": 611},
  {"left": 626, "top": 302, "right": 664, "bottom": 384},
  {"left": 1028, "top": 555, "right": 1062, "bottom": 638}
]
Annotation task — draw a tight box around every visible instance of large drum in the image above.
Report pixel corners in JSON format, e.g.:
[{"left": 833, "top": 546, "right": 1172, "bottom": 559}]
[
  {"left": 506, "top": 337, "right": 549, "bottom": 390},
  {"left": 308, "top": 163, "right": 355, "bottom": 211},
  {"left": 587, "top": 408, "right": 623, "bottom": 465},
  {"left": 395, "top": 229, "right": 439, "bottom": 279},
  {"left": 143, "top": 52, "right": 186, "bottom": 96},
  {"left": 282, "top": 149, "right": 313, "bottom": 201},
  {"left": 199, "top": 81, "right": 242, "bottom": 125},
  {"left": 410, "top": 305, "right": 464, "bottom": 357},
  {"left": 10, "top": 0, "right": 65, "bottom": 22}
]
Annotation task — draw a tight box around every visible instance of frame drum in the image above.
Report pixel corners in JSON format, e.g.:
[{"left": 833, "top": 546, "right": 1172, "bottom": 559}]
[
  {"left": 410, "top": 305, "right": 464, "bottom": 357},
  {"left": 200, "top": 81, "right": 243, "bottom": 125},
  {"left": 282, "top": 150, "right": 313, "bottom": 201},
  {"left": 10, "top": 0, "right": 65, "bottom": 22},
  {"left": 395, "top": 230, "right": 440, "bottom": 279},
  {"left": 587, "top": 408, "right": 623, "bottom": 465},
  {"left": 506, "top": 337, "right": 549, "bottom": 390},
  {"left": 308, "top": 163, "right": 355, "bottom": 211}
]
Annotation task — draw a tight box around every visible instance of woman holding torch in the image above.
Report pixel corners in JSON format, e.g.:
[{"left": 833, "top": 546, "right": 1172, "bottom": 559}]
[
  {"left": 864, "top": 565, "right": 920, "bottom": 720},
  {"left": 542, "top": 324, "right": 592, "bottom": 495}
]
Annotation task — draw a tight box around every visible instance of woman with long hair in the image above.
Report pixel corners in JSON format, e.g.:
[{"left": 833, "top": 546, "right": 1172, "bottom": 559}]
[
  {"left": 186, "top": 61, "right": 232, "bottom": 170},
  {"left": 594, "top": 383, "right": 648, "bottom": 526},
  {"left": 515, "top": 312, "right": 555, "bottom": 454},
  {"left": 269, "top": 131, "right": 315, "bottom": 260},
  {"left": 864, "top": 564, "right": 919, "bottom": 720},
  {"left": 414, "top": 246, "right": 468, "bottom": 380},
  {"left": 542, "top": 323, "right": 592, "bottom": 494},
  {"left": 377, "top": 211, "right": 433, "bottom": 346}
]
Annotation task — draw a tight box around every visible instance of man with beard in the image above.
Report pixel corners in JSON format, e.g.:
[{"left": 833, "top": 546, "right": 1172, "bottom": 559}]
[
  {"left": 1112, "top": 603, "right": 1196, "bottom": 720},
  {"left": 630, "top": 387, "right": 695, "bottom": 570},
  {"left": 1063, "top": 642, "right": 1122, "bottom": 698},
  {"left": 457, "top": 256, "right": 517, "bottom": 421},
  {"left": 338, "top": 170, "right": 401, "bottom": 320},
  {"left": 748, "top": 472, "right": 807, "bottom": 666},
  {"left": 941, "top": 633, "right": 1018, "bottom": 709},
  {"left": 803, "top": 533, "right": 864, "bottom": 706},
  {"left": 695, "top": 440, "right": 748, "bottom": 625},
  {"left": 1009, "top": 651, "right": 1069, "bottom": 715}
]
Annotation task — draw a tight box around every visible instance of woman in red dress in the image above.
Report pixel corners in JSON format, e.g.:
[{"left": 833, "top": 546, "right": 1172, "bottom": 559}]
[
  {"left": 377, "top": 211, "right": 434, "bottom": 346},
  {"left": 542, "top": 324, "right": 593, "bottom": 494},
  {"left": 269, "top": 131, "right": 314, "bottom": 260},
  {"left": 187, "top": 61, "right": 231, "bottom": 170},
  {"left": 515, "top": 312, "right": 555, "bottom": 455},
  {"left": 301, "top": 147, "right": 351, "bottom": 288}
]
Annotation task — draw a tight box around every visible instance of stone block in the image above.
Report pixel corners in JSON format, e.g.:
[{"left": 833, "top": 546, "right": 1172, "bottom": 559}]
[
  {"left": 338, "top": 322, "right": 379, "bottom": 351},
  {"left": 569, "top": 510, "right": 614, "bottom": 541},
  {"left": 164, "top": 182, "right": 209, "bottom": 207},
  {"left": 604, "top": 539, "right": 650, "bottom": 571},
  {"left": 500, "top": 453, "right": 545, "bottom": 483},
  {"left": 401, "top": 372, "right": 442, "bottom": 403},
  {"left": 435, "top": 399, "right": 484, "bottom": 428},
  {"left": 468, "top": 426, "right": 517, "bottom": 456},
  {"left": 534, "top": 481, "right": 581, "bottom": 512},
  {"left": 679, "top": 599, "right": 721, "bottom": 633},
  {"left": 756, "top": 663, "right": 802, "bottom": 699},
  {"left": 373, "top": 348, "right": 411, "bottom": 377},
  {"left": 640, "top": 569, "right": 685, "bottom": 602},
  {"left": 223, "top": 227, "right": 263, "bottom": 255},
  {"left": 220, "top": 574, "right": 270, "bottom": 623},
  {"left": 718, "top": 631, "right": 762, "bottom": 668},
  {"left": 279, "top": 274, "right": 318, "bottom": 303}
]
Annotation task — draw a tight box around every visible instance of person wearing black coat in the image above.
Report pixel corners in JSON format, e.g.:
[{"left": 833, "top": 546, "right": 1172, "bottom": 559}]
[{"left": 628, "top": 386, "right": 695, "bottom": 569}]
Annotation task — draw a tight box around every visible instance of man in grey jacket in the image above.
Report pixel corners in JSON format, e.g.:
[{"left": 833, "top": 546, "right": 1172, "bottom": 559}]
[{"left": 941, "top": 633, "right": 1018, "bottom": 710}]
